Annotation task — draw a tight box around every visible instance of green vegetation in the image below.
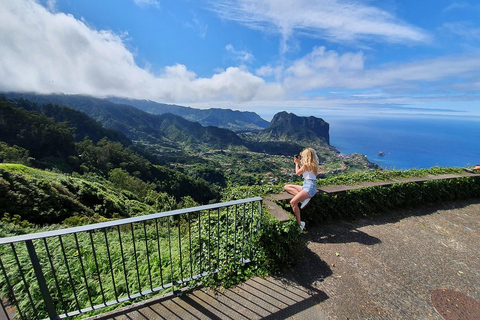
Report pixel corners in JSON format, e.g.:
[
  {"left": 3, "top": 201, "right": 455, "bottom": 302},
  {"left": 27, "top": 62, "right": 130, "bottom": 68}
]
[
  {"left": 0, "top": 197, "right": 269, "bottom": 319},
  {"left": 0, "top": 143, "right": 32, "bottom": 166},
  {"left": 317, "top": 166, "right": 465, "bottom": 187},
  {"left": 0, "top": 164, "right": 203, "bottom": 225},
  {"left": 107, "top": 97, "right": 270, "bottom": 133},
  {"left": 1, "top": 94, "right": 478, "bottom": 319},
  {"left": 286, "top": 167, "right": 478, "bottom": 225}
]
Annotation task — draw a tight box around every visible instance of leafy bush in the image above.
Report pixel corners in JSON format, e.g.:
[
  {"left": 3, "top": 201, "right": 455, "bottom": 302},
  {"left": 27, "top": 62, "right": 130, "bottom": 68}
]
[
  {"left": 257, "top": 215, "right": 305, "bottom": 274},
  {"left": 318, "top": 166, "right": 464, "bottom": 187},
  {"left": 0, "top": 142, "right": 31, "bottom": 165},
  {"left": 300, "top": 175, "right": 480, "bottom": 225}
]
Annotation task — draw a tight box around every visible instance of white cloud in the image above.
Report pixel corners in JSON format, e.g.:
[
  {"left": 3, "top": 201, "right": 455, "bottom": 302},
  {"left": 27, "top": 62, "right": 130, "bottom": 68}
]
[
  {"left": 209, "top": 0, "right": 430, "bottom": 52},
  {"left": 133, "top": 0, "right": 161, "bottom": 8},
  {"left": 184, "top": 14, "right": 208, "bottom": 38},
  {"left": 279, "top": 46, "right": 480, "bottom": 96},
  {"left": 0, "top": 0, "right": 275, "bottom": 103},
  {"left": 440, "top": 22, "right": 480, "bottom": 40},
  {"left": 225, "top": 44, "right": 254, "bottom": 63},
  {"left": 283, "top": 46, "right": 365, "bottom": 91},
  {"left": 256, "top": 65, "right": 284, "bottom": 81},
  {"left": 46, "top": 0, "right": 57, "bottom": 12},
  {"left": 443, "top": 1, "right": 474, "bottom": 12},
  {"left": 362, "top": 54, "right": 480, "bottom": 90}
]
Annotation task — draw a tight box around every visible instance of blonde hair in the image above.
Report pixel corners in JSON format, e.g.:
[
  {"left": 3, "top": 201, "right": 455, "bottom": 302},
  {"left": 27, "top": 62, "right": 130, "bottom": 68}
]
[{"left": 300, "top": 148, "right": 319, "bottom": 175}]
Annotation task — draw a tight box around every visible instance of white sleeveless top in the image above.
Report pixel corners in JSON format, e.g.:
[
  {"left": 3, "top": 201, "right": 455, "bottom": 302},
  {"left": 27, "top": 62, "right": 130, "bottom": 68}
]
[{"left": 303, "top": 170, "right": 316, "bottom": 180}]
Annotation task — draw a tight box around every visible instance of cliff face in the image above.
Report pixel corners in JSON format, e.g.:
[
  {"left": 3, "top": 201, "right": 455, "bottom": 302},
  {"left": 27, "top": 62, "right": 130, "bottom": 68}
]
[{"left": 262, "top": 111, "right": 330, "bottom": 145}]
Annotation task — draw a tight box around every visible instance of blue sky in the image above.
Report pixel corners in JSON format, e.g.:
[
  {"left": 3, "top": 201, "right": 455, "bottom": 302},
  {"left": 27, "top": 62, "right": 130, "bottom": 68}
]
[{"left": 1, "top": 0, "right": 479, "bottom": 120}]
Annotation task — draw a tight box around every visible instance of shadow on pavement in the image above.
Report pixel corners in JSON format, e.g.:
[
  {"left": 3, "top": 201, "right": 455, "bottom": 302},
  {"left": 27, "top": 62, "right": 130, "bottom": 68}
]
[
  {"left": 306, "top": 223, "right": 382, "bottom": 245},
  {"left": 85, "top": 198, "right": 480, "bottom": 320},
  {"left": 90, "top": 274, "right": 330, "bottom": 320},
  {"left": 304, "top": 198, "right": 480, "bottom": 247},
  {"left": 281, "top": 248, "right": 333, "bottom": 291}
]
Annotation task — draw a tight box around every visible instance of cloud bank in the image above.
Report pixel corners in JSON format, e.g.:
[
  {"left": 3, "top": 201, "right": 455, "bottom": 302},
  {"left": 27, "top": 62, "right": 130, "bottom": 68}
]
[
  {"left": 0, "top": 0, "right": 280, "bottom": 102},
  {"left": 0, "top": 0, "right": 479, "bottom": 114}
]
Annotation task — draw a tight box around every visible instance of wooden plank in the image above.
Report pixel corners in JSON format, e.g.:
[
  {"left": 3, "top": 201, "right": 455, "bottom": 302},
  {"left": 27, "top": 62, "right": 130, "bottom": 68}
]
[
  {"left": 426, "top": 173, "right": 476, "bottom": 180},
  {"left": 391, "top": 177, "right": 430, "bottom": 183},
  {"left": 318, "top": 185, "right": 352, "bottom": 193}
]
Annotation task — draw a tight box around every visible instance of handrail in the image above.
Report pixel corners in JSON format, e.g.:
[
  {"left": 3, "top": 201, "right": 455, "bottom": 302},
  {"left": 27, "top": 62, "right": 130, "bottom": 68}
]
[
  {"left": 0, "top": 197, "right": 263, "bottom": 320},
  {"left": 0, "top": 197, "right": 262, "bottom": 244}
]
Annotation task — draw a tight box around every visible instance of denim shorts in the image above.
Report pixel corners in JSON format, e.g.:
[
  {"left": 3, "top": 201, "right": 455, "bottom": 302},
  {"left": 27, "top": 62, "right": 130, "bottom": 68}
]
[{"left": 302, "top": 179, "right": 317, "bottom": 198}]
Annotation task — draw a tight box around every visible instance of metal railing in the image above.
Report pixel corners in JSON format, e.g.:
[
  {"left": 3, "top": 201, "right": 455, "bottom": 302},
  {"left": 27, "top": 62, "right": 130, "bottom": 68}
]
[{"left": 0, "top": 197, "right": 263, "bottom": 320}]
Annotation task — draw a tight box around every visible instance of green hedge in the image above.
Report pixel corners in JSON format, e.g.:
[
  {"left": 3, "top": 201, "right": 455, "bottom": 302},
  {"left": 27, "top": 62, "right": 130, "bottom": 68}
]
[{"left": 300, "top": 176, "right": 480, "bottom": 224}]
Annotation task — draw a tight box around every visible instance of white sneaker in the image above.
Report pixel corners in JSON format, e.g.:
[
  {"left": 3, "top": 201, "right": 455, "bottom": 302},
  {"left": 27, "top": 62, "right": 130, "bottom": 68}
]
[
  {"left": 300, "top": 221, "right": 305, "bottom": 231},
  {"left": 300, "top": 198, "right": 310, "bottom": 209}
]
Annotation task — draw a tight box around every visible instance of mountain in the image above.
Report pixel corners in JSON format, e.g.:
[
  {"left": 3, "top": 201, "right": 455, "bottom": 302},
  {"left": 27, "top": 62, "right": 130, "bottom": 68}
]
[
  {"left": 0, "top": 99, "right": 77, "bottom": 161},
  {"left": 251, "top": 111, "right": 330, "bottom": 145},
  {"left": 107, "top": 97, "right": 269, "bottom": 133},
  {"left": 1, "top": 95, "right": 131, "bottom": 146},
  {"left": 2, "top": 93, "right": 333, "bottom": 157},
  {"left": 2, "top": 93, "right": 244, "bottom": 150}
]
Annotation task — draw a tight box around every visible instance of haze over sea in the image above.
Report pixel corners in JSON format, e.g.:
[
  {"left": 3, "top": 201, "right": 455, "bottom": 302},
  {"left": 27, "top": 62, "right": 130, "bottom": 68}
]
[{"left": 323, "top": 115, "right": 480, "bottom": 170}]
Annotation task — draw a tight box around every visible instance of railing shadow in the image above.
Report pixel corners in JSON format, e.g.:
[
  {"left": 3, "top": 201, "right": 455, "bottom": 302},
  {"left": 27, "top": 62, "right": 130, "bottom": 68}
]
[
  {"left": 278, "top": 246, "right": 333, "bottom": 294},
  {"left": 89, "top": 275, "right": 329, "bottom": 320},
  {"left": 88, "top": 234, "right": 333, "bottom": 320}
]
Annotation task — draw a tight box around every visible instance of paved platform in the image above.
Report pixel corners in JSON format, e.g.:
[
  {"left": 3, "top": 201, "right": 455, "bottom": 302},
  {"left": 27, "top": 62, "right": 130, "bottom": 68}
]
[{"left": 88, "top": 198, "right": 480, "bottom": 320}]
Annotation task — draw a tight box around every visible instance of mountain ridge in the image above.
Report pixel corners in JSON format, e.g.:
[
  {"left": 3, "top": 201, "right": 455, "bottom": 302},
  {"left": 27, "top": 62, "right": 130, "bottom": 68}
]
[
  {"left": 2, "top": 93, "right": 333, "bottom": 155},
  {"left": 2, "top": 92, "right": 246, "bottom": 150},
  {"left": 107, "top": 97, "right": 269, "bottom": 133}
]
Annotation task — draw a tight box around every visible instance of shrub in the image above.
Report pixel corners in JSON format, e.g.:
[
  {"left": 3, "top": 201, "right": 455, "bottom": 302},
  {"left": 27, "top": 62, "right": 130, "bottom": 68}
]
[{"left": 299, "top": 176, "right": 480, "bottom": 225}]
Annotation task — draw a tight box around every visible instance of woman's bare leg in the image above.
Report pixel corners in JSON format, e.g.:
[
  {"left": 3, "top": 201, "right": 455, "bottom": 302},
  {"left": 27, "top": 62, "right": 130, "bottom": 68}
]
[
  {"left": 284, "top": 184, "right": 302, "bottom": 196},
  {"left": 290, "top": 190, "right": 310, "bottom": 225}
]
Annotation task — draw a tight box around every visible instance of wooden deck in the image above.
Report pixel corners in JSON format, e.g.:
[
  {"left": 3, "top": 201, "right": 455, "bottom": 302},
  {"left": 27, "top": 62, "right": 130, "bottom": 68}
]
[{"left": 263, "top": 172, "right": 479, "bottom": 221}]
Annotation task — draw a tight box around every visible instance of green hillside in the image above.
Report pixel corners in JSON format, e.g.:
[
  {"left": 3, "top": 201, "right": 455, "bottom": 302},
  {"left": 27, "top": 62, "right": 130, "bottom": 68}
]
[
  {"left": 2, "top": 93, "right": 256, "bottom": 149},
  {"left": 0, "top": 97, "right": 221, "bottom": 205},
  {"left": 0, "top": 94, "right": 381, "bottom": 230},
  {"left": 107, "top": 97, "right": 270, "bottom": 132}
]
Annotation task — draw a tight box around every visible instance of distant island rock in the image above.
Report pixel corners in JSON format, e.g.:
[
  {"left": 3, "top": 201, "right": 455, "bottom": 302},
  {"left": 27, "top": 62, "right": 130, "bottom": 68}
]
[{"left": 258, "top": 111, "right": 330, "bottom": 145}]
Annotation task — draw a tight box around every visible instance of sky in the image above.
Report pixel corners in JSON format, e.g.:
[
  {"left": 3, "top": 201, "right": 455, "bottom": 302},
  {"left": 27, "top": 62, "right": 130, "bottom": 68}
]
[{"left": 1, "top": 0, "right": 480, "bottom": 120}]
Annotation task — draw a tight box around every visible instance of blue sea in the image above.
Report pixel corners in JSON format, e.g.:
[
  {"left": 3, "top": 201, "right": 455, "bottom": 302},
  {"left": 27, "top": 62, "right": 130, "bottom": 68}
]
[{"left": 325, "top": 116, "right": 480, "bottom": 170}]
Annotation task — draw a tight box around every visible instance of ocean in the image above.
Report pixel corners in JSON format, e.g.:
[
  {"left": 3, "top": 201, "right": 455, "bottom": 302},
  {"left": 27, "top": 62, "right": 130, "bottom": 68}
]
[{"left": 325, "top": 116, "right": 480, "bottom": 170}]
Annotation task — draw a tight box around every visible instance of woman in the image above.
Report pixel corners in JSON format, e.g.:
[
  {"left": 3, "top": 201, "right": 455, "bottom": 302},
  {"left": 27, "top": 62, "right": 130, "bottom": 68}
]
[{"left": 284, "top": 148, "right": 319, "bottom": 231}]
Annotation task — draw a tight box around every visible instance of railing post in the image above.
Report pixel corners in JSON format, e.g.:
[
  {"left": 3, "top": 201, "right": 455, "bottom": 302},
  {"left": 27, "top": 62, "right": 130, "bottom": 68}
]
[
  {"left": 258, "top": 199, "right": 263, "bottom": 230},
  {"left": 25, "top": 240, "right": 59, "bottom": 320}
]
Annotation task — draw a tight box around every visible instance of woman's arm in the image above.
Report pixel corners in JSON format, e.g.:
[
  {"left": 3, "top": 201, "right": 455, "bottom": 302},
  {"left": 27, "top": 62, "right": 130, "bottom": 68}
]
[{"left": 294, "top": 157, "right": 306, "bottom": 176}]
